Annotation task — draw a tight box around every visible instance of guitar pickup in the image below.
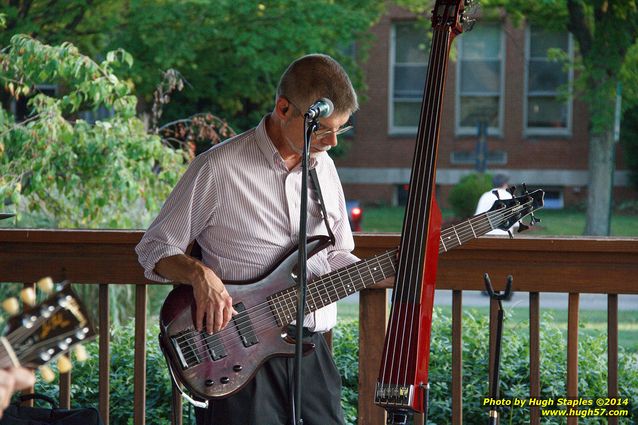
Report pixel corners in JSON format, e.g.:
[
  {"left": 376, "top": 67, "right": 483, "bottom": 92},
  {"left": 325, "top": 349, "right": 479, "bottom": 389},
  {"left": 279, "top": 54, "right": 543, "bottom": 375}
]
[
  {"left": 232, "top": 303, "right": 259, "bottom": 348},
  {"left": 203, "top": 332, "right": 227, "bottom": 361}
]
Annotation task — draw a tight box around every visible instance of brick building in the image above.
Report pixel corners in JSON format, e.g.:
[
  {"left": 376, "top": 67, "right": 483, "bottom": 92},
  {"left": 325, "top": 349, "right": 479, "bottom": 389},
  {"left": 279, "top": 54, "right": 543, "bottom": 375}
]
[{"left": 334, "top": 6, "right": 633, "bottom": 209}]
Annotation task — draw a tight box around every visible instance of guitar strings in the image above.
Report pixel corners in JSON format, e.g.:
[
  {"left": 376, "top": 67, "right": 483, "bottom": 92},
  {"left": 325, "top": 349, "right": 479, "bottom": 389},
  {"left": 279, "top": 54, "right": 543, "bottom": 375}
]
[
  {"left": 175, "top": 199, "right": 533, "bottom": 357},
  {"left": 173, "top": 199, "right": 531, "bottom": 354},
  {"left": 174, "top": 200, "right": 534, "bottom": 360},
  {"left": 175, "top": 200, "right": 535, "bottom": 366}
]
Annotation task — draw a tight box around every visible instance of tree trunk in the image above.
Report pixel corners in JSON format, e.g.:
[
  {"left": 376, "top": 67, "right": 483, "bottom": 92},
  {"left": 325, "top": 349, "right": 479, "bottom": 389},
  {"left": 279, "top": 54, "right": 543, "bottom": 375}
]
[{"left": 585, "top": 130, "right": 615, "bottom": 235}]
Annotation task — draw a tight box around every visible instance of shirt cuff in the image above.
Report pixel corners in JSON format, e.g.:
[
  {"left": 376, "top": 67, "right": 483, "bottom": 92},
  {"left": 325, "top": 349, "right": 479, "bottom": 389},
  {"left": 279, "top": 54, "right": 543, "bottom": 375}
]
[{"left": 137, "top": 243, "right": 185, "bottom": 283}]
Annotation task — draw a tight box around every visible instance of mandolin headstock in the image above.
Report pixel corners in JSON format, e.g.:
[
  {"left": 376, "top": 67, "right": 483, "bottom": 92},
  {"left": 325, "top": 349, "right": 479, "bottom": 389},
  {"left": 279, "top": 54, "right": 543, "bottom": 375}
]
[{"left": 1, "top": 280, "right": 95, "bottom": 381}]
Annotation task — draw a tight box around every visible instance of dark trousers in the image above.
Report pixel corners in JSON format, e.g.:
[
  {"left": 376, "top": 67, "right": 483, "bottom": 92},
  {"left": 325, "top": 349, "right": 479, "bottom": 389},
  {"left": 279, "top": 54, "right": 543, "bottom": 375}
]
[{"left": 195, "top": 332, "right": 345, "bottom": 425}]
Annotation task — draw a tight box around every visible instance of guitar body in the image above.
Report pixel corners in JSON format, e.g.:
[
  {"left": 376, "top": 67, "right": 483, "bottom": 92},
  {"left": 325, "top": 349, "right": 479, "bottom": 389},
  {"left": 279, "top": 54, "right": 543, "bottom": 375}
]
[{"left": 159, "top": 237, "right": 328, "bottom": 400}]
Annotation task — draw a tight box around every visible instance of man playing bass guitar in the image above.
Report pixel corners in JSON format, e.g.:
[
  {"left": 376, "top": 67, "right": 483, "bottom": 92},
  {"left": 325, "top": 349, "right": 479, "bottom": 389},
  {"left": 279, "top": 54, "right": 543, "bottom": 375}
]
[{"left": 136, "top": 54, "right": 359, "bottom": 425}]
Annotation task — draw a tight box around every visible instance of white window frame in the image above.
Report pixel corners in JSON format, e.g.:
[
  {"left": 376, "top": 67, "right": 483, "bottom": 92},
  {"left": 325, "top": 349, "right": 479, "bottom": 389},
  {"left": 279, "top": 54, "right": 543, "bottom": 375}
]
[
  {"left": 388, "top": 22, "right": 429, "bottom": 135},
  {"left": 523, "top": 26, "right": 574, "bottom": 137},
  {"left": 454, "top": 23, "right": 505, "bottom": 137}
]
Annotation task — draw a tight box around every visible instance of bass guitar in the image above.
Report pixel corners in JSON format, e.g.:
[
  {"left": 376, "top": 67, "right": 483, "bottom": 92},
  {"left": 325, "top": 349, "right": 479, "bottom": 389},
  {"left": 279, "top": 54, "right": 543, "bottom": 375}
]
[{"left": 159, "top": 190, "right": 543, "bottom": 403}]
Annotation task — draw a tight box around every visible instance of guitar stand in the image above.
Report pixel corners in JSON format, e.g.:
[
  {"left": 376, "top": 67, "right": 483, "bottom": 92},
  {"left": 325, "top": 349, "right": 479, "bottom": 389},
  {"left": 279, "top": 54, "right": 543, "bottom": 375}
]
[{"left": 483, "top": 273, "right": 513, "bottom": 425}]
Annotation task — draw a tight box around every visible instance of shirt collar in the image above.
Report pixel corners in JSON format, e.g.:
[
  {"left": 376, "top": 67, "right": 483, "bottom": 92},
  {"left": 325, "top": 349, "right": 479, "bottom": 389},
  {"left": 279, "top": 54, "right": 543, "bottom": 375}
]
[{"left": 255, "top": 115, "right": 319, "bottom": 170}]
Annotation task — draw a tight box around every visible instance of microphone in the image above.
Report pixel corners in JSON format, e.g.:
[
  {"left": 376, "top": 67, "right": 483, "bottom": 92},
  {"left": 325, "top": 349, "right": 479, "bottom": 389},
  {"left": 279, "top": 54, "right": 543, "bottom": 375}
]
[{"left": 304, "top": 98, "right": 334, "bottom": 119}]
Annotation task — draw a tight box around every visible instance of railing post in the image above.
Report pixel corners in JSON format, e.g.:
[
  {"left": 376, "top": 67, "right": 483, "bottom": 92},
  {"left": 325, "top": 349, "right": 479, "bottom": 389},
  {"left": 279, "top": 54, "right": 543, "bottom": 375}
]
[
  {"left": 134, "top": 285, "right": 147, "bottom": 425},
  {"left": 607, "top": 294, "right": 619, "bottom": 425},
  {"left": 358, "top": 288, "right": 388, "bottom": 425},
  {"left": 451, "top": 290, "right": 463, "bottom": 425},
  {"left": 567, "top": 293, "right": 579, "bottom": 425},
  {"left": 529, "top": 292, "right": 540, "bottom": 425},
  {"left": 99, "top": 284, "right": 110, "bottom": 425}
]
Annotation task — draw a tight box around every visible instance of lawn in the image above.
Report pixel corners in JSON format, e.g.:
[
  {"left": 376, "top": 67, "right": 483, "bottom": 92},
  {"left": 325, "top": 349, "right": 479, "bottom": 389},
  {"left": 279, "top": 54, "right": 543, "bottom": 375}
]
[
  {"left": 337, "top": 302, "right": 638, "bottom": 351},
  {"left": 360, "top": 205, "right": 638, "bottom": 236}
]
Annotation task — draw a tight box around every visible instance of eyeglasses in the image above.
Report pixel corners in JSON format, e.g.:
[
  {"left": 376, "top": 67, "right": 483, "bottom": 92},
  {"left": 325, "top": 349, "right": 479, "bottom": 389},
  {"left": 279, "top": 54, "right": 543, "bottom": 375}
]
[
  {"left": 314, "top": 124, "right": 354, "bottom": 140},
  {"left": 287, "top": 100, "right": 354, "bottom": 140}
]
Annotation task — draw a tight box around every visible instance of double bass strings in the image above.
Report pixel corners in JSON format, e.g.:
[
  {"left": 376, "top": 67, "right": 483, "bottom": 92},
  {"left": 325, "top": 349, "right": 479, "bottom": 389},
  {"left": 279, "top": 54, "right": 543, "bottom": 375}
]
[{"left": 381, "top": 26, "right": 450, "bottom": 396}]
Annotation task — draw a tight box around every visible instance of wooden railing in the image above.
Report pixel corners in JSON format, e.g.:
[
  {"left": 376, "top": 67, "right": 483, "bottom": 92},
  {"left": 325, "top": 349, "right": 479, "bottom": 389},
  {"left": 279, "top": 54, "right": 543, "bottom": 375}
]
[{"left": 1, "top": 229, "right": 637, "bottom": 425}]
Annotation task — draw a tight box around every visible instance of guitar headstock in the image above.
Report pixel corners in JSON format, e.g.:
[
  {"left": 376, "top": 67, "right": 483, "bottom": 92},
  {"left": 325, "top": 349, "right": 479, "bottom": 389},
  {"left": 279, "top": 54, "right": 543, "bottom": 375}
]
[
  {"left": 431, "top": 0, "right": 475, "bottom": 35},
  {"left": 1, "top": 281, "right": 95, "bottom": 380},
  {"left": 488, "top": 188, "right": 545, "bottom": 232}
]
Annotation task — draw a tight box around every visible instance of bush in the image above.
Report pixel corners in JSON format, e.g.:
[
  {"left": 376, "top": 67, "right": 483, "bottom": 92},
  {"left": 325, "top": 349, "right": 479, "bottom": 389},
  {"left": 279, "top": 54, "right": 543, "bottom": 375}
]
[
  {"left": 448, "top": 173, "right": 493, "bottom": 219},
  {"left": 24, "top": 311, "right": 638, "bottom": 425},
  {"left": 333, "top": 309, "right": 638, "bottom": 425}
]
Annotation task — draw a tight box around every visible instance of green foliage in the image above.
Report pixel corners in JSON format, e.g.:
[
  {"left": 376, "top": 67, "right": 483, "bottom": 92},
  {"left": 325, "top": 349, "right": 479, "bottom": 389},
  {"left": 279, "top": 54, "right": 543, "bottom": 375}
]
[
  {"left": 0, "top": 35, "right": 187, "bottom": 228},
  {"left": 0, "top": 1, "right": 120, "bottom": 57},
  {"left": 19, "top": 312, "right": 638, "bottom": 425},
  {"left": 99, "top": 0, "right": 386, "bottom": 131},
  {"left": 332, "top": 320, "right": 360, "bottom": 424},
  {"left": 31, "top": 322, "right": 179, "bottom": 425},
  {"left": 448, "top": 173, "right": 492, "bottom": 219},
  {"left": 334, "top": 309, "right": 638, "bottom": 425}
]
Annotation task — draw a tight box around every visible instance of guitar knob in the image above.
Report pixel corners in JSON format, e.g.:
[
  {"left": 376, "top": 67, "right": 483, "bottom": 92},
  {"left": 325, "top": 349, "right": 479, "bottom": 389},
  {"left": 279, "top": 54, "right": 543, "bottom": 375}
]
[
  {"left": 233, "top": 365, "right": 242, "bottom": 372},
  {"left": 220, "top": 377, "right": 230, "bottom": 384},
  {"left": 205, "top": 379, "right": 214, "bottom": 387}
]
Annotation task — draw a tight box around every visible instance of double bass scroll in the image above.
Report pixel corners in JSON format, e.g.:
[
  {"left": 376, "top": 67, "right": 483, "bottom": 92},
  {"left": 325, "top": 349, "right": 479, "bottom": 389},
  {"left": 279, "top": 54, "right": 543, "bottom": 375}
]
[{"left": 374, "top": 1, "right": 471, "bottom": 423}]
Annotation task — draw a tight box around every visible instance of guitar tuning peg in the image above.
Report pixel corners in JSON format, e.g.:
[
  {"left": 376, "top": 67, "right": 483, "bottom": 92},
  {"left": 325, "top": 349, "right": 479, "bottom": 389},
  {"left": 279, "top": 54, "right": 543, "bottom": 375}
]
[
  {"left": 57, "top": 354, "right": 72, "bottom": 374},
  {"left": 522, "top": 183, "right": 529, "bottom": 194},
  {"left": 492, "top": 189, "right": 501, "bottom": 200},
  {"left": 74, "top": 344, "right": 89, "bottom": 362},
  {"left": 507, "top": 230, "right": 514, "bottom": 239},
  {"left": 517, "top": 221, "right": 530, "bottom": 233},
  {"left": 21, "top": 287, "right": 36, "bottom": 306},
  {"left": 39, "top": 365, "right": 56, "bottom": 383},
  {"left": 530, "top": 214, "right": 541, "bottom": 225},
  {"left": 2, "top": 297, "right": 19, "bottom": 315},
  {"left": 37, "top": 277, "right": 54, "bottom": 294},
  {"left": 507, "top": 185, "right": 516, "bottom": 197}
]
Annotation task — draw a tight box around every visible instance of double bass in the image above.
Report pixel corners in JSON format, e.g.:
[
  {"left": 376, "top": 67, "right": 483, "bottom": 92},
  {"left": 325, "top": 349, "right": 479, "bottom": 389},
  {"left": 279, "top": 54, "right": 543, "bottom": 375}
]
[{"left": 375, "top": 1, "right": 471, "bottom": 423}]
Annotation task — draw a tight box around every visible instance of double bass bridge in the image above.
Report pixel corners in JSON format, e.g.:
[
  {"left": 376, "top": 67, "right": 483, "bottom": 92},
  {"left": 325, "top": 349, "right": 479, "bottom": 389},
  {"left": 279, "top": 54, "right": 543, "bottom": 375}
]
[{"left": 374, "top": 382, "right": 415, "bottom": 407}]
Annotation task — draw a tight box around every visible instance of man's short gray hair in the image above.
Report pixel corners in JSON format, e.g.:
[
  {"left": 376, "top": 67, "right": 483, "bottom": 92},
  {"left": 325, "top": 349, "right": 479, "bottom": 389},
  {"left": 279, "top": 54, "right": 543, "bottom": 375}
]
[{"left": 276, "top": 54, "right": 358, "bottom": 116}]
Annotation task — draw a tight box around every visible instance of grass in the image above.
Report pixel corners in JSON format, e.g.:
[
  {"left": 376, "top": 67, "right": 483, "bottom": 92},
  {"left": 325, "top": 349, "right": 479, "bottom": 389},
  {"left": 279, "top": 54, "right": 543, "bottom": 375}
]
[
  {"left": 360, "top": 205, "right": 638, "bottom": 236},
  {"left": 337, "top": 302, "right": 638, "bottom": 351}
]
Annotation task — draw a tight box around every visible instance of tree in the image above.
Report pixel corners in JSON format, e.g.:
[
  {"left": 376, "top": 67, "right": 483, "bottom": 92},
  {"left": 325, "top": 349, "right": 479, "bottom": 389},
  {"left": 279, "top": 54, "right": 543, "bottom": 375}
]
[
  {"left": 2, "top": 0, "right": 386, "bottom": 132},
  {"left": 0, "top": 34, "right": 187, "bottom": 228},
  {"left": 397, "top": 0, "right": 638, "bottom": 235},
  {"left": 105, "top": 0, "right": 386, "bottom": 130}
]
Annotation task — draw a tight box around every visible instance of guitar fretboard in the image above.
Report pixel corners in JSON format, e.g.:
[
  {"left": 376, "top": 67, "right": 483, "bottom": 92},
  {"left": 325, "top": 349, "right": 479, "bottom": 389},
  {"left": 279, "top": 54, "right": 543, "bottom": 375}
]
[{"left": 267, "top": 207, "right": 505, "bottom": 326}]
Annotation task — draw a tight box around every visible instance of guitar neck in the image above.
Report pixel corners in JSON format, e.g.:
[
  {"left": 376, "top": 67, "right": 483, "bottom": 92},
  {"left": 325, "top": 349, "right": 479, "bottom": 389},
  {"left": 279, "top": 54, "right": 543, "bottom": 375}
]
[
  {"left": 0, "top": 336, "right": 20, "bottom": 369},
  {"left": 270, "top": 209, "right": 498, "bottom": 325}
]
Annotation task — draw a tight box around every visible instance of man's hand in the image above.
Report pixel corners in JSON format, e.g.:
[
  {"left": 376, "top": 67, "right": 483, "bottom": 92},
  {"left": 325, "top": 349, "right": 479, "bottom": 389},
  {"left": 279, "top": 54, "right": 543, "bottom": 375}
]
[
  {"left": 155, "top": 254, "right": 238, "bottom": 334},
  {"left": 0, "top": 367, "right": 35, "bottom": 418},
  {"left": 191, "top": 266, "right": 237, "bottom": 334}
]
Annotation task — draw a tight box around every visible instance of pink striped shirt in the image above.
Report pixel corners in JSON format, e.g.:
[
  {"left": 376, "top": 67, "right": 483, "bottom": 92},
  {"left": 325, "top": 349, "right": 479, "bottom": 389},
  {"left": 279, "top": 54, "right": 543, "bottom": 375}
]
[{"left": 136, "top": 116, "right": 358, "bottom": 331}]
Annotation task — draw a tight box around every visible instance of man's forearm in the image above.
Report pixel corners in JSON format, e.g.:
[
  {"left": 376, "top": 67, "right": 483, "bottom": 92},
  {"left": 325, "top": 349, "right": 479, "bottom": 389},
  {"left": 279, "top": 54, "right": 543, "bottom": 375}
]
[{"left": 154, "top": 254, "right": 206, "bottom": 285}]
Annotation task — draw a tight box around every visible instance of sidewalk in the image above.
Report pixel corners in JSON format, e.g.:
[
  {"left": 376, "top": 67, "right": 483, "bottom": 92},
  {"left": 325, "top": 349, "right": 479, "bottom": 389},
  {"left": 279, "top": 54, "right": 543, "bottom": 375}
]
[{"left": 339, "top": 291, "right": 638, "bottom": 311}]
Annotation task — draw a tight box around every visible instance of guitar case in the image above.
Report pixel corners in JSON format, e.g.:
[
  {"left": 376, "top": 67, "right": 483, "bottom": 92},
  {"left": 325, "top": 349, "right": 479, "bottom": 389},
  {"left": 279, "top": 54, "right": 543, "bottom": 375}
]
[{"left": 0, "top": 393, "right": 104, "bottom": 425}]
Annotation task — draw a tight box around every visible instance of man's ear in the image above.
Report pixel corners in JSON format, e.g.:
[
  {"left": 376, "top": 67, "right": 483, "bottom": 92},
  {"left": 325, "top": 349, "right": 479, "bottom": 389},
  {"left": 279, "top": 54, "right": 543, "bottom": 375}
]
[{"left": 275, "top": 97, "right": 290, "bottom": 119}]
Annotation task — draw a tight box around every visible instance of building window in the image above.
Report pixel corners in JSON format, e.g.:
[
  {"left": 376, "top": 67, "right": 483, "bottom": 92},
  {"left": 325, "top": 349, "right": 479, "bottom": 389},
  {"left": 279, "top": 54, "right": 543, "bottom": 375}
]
[
  {"left": 455, "top": 23, "right": 504, "bottom": 136},
  {"left": 389, "top": 21, "right": 430, "bottom": 134},
  {"left": 525, "top": 26, "right": 573, "bottom": 135}
]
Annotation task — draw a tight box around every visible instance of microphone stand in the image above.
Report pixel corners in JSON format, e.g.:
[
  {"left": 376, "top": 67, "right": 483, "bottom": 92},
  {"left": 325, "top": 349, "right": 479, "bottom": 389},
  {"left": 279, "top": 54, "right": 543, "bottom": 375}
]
[{"left": 293, "top": 115, "right": 319, "bottom": 425}]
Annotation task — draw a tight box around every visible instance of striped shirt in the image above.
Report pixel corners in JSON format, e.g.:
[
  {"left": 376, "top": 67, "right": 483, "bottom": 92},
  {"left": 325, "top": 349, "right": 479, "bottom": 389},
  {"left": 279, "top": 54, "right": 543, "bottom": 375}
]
[{"left": 136, "top": 115, "right": 358, "bottom": 332}]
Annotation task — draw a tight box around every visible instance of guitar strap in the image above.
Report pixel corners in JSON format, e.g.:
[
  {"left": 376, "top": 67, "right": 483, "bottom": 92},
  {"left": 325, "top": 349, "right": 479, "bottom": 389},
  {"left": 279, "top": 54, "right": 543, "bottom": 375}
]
[{"left": 309, "top": 168, "right": 336, "bottom": 246}]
